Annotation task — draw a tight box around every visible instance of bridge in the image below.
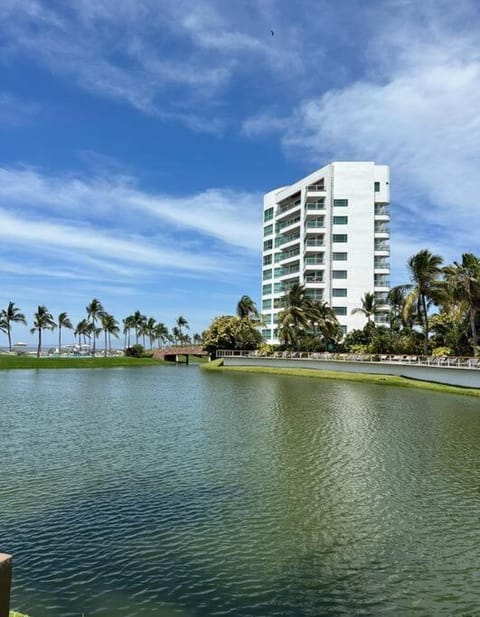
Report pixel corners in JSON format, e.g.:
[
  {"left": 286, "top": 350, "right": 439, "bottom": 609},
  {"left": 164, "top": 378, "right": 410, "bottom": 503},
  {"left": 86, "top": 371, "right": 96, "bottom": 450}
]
[{"left": 153, "top": 345, "right": 208, "bottom": 364}]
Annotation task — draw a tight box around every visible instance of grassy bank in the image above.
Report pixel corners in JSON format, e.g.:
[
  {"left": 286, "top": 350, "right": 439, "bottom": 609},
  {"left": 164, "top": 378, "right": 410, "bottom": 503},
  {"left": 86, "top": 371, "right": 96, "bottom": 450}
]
[
  {"left": 202, "top": 359, "right": 480, "bottom": 398},
  {"left": 0, "top": 355, "right": 168, "bottom": 370},
  {"left": 10, "top": 612, "right": 30, "bottom": 617}
]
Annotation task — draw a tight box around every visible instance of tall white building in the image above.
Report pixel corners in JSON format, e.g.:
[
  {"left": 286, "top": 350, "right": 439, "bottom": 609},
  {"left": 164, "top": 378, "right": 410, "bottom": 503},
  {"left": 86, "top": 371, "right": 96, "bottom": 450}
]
[{"left": 261, "top": 161, "right": 390, "bottom": 343}]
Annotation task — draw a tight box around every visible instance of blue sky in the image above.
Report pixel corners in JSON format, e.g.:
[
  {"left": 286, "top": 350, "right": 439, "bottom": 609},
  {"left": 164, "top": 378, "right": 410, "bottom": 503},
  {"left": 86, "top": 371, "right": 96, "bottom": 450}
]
[{"left": 1, "top": 0, "right": 479, "bottom": 344}]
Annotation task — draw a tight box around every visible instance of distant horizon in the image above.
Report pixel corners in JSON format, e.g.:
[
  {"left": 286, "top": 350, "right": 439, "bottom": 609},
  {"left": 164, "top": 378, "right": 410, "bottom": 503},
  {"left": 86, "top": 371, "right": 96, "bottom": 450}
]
[{"left": 2, "top": 1, "right": 479, "bottom": 344}]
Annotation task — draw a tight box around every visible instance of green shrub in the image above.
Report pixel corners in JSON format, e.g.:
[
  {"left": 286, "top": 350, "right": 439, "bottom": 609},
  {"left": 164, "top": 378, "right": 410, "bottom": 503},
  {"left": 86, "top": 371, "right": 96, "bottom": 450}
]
[{"left": 125, "top": 344, "right": 145, "bottom": 358}]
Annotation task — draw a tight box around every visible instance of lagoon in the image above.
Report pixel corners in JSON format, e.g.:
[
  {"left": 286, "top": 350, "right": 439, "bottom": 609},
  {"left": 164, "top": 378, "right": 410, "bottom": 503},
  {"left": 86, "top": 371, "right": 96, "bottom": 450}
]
[{"left": 2, "top": 366, "right": 480, "bottom": 616}]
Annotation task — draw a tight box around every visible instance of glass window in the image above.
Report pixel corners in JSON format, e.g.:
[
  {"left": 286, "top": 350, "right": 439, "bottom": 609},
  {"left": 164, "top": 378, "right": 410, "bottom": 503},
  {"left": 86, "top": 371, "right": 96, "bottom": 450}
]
[
  {"left": 340, "top": 325, "right": 347, "bottom": 334},
  {"left": 262, "top": 284, "right": 272, "bottom": 295},
  {"left": 332, "top": 270, "right": 347, "bottom": 279},
  {"left": 261, "top": 329, "right": 272, "bottom": 338},
  {"left": 264, "top": 224, "right": 273, "bottom": 237},
  {"left": 264, "top": 207, "right": 274, "bottom": 222},
  {"left": 333, "top": 199, "right": 348, "bottom": 207},
  {"left": 263, "top": 269, "right": 272, "bottom": 280},
  {"left": 333, "top": 306, "right": 347, "bottom": 316},
  {"left": 262, "top": 299, "right": 272, "bottom": 310},
  {"left": 274, "top": 282, "right": 283, "bottom": 293},
  {"left": 333, "top": 216, "right": 348, "bottom": 225},
  {"left": 332, "top": 234, "right": 348, "bottom": 243},
  {"left": 332, "top": 288, "right": 347, "bottom": 297},
  {"left": 263, "top": 254, "right": 272, "bottom": 266},
  {"left": 263, "top": 239, "right": 273, "bottom": 251},
  {"left": 374, "top": 181, "right": 380, "bottom": 192},
  {"left": 332, "top": 252, "right": 347, "bottom": 261}
]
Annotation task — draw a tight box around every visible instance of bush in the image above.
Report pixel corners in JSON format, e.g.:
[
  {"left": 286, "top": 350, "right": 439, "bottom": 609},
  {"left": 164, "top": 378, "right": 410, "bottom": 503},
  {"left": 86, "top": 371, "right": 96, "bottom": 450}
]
[{"left": 125, "top": 344, "right": 148, "bottom": 358}]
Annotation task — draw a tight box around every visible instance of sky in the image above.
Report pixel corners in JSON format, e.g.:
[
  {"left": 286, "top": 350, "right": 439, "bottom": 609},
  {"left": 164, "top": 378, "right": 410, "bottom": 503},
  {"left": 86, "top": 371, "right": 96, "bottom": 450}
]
[{"left": 1, "top": 0, "right": 480, "bottom": 344}]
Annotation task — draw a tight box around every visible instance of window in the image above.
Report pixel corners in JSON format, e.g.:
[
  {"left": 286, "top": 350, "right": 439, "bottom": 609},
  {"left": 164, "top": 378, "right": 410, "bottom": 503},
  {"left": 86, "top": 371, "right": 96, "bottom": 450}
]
[
  {"left": 340, "top": 325, "right": 347, "bottom": 335},
  {"left": 263, "top": 269, "right": 272, "bottom": 280},
  {"left": 263, "top": 239, "right": 273, "bottom": 251},
  {"left": 333, "top": 216, "right": 348, "bottom": 225},
  {"left": 274, "top": 282, "right": 283, "bottom": 293},
  {"left": 263, "top": 254, "right": 272, "bottom": 266},
  {"left": 262, "top": 284, "right": 272, "bottom": 295},
  {"left": 264, "top": 207, "right": 273, "bottom": 222},
  {"left": 332, "top": 270, "right": 347, "bottom": 279},
  {"left": 374, "top": 181, "right": 380, "bottom": 192},
  {"left": 264, "top": 224, "right": 273, "bottom": 237},
  {"left": 332, "top": 288, "right": 347, "bottom": 297},
  {"left": 274, "top": 267, "right": 283, "bottom": 277},
  {"left": 262, "top": 299, "right": 272, "bottom": 310},
  {"left": 332, "top": 234, "right": 348, "bottom": 243},
  {"left": 333, "top": 199, "right": 348, "bottom": 207},
  {"left": 261, "top": 329, "right": 272, "bottom": 338},
  {"left": 333, "top": 306, "right": 347, "bottom": 316},
  {"left": 332, "top": 252, "right": 347, "bottom": 261}
]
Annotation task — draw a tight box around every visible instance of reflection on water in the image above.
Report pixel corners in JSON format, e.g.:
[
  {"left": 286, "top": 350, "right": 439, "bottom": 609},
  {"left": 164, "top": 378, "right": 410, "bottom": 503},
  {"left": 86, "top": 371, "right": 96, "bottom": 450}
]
[{"left": 1, "top": 366, "right": 480, "bottom": 616}]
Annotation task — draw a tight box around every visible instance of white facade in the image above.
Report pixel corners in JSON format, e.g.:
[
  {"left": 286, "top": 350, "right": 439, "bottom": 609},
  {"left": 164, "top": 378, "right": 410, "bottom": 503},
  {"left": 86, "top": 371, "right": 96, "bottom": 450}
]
[{"left": 261, "top": 161, "right": 390, "bottom": 343}]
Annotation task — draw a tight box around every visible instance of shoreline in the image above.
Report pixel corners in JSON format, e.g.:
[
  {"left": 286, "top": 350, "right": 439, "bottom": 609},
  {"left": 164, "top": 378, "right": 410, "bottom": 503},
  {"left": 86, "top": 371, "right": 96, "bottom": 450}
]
[
  {"left": 202, "top": 359, "right": 480, "bottom": 398},
  {"left": 0, "top": 356, "right": 168, "bottom": 370}
]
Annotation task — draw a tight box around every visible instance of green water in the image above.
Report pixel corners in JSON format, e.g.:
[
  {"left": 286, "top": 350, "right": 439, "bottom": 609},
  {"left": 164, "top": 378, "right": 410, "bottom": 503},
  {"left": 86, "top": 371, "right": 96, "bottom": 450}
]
[{"left": 1, "top": 366, "right": 480, "bottom": 616}]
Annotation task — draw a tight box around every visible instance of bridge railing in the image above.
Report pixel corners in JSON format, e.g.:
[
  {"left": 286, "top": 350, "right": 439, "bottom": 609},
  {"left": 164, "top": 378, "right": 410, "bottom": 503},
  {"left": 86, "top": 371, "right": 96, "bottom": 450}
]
[{"left": 217, "top": 350, "right": 480, "bottom": 370}]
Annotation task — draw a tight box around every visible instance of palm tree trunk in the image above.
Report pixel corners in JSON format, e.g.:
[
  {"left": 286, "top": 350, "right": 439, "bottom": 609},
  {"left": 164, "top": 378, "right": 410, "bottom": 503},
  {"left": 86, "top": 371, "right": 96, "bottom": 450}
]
[
  {"left": 37, "top": 328, "right": 41, "bottom": 358},
  {"left": 7, "top": 324, "right": 12, "bottom": 352},
  {"left": 470, "top": 308, "right": 478, "bottom": 357},
  {"left": 58, "top": 325, "right": 62, "bottom": 355},
  {"left": 92, "top": 317, "right": 96, "bottom": 356},
  {"left": 421, "top": 294, "right": 429, "bottom": 355},
  {"left": 104, "top": 329, "right": 108, "bottom": 357}
]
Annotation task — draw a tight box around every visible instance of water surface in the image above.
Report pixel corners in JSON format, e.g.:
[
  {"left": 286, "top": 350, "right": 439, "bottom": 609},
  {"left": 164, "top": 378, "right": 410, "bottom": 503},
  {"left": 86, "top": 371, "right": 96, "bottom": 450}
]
[{"left": 1, "top": 366, "right": 480, "bottom": 616}]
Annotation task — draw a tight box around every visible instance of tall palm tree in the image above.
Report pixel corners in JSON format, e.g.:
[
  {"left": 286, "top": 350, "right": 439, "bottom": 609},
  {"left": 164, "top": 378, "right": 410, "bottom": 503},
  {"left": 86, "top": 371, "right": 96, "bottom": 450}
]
[
  {"left": 101, "top": 313, "right": 120, "bottom": 355},
  {"left": 387, "top": 285, "right": 411, "bottom": 330},
  {"left": 236, "top": 295, "right": 259, "bottom": 321},
  {"left": 130, "top": 310, "right": 146, "bottom": 345},
  {"left": 1, "top": 301, "right": 27, "bottom": 351},
  {"left": 86, "top": 298, "right": 105, "bottom": 356},
  {"left": 142, "top": 317, "right": 157, "bottom": 349},
  {"left": 403, "top": 249, "right": 444, "bottom": 354},
  {"left": 30, "top": 305, "right": 56, "bottom": 358},
  {"left": 172, "top": 326, "right": 181, "bottom": 345},
  {"left": 444, "top": 253, "right": 480, "bottom": 356},
  {"left": 176, "top": 316, "right": 189, "bottom": 344},
  {"left": 277, "top": 283, "right": 311, "bottom": 348},
  {"left": 352, "top": 292, "right": 378, "bottom": 324},
  {"left": 57, "top": 312, "right": 73, "bottom": 355}
]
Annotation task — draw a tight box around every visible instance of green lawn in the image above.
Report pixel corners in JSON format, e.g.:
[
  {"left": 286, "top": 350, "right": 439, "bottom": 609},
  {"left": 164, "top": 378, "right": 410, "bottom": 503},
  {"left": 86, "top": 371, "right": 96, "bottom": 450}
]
[
  {"left": 202, "top": 359, "right": 480, "bottom": 398},
  {"left": 0, "top": 355, "right": 168, "bottom": 370},
  {"left": 10, "top": 612, "right": 31, "bottom": 617}
]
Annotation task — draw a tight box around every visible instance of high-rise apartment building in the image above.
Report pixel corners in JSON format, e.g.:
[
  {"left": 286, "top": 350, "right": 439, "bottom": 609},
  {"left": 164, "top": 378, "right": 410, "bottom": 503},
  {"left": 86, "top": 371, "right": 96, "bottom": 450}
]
[{"left": 261, "top": 161, "right": 390, "bottom": 343}]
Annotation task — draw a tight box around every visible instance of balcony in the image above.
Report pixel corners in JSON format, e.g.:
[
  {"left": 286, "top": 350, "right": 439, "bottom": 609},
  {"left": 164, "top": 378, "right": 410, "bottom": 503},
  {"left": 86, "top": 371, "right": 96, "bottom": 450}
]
[
  {"left": 374, "top": 276, "right": 390, "bottom": 288},
  {"left": 374, "top": 241, "right": 390, "bottom": 254},
  {"left": 374, "top": 204, "right": 390, "bottom": 217},
  {"left": 305, "top": 218, "right": 325, "bottom": 232},
  {"left": 305, "top": 274, "right": 324, "bottom": 285},
  {"left": 305, "top": 290, "right": 324, "bottom": 301},
  {"left": 279, "top": 248, "right": 300, "bottom": 264},
  {"left": 277, "top": 215, "right": 301, "bottom": 232},
  {"left": 304, "top": 256, "right": 324, "bottom": 267},
  {"left": 276, "top": 199, "right": 302, "bottom": 220},
  {"left": 277, "top": 264, "right": 300, "bottom": 279},
  {"left": 374, "top": 223, "right": 390, "bottom": 235},
  {"left": 374, "top": 259, "right": 390, "bottom": 270},
  {"left": 305, "top": 201, "right": 325, "bottom": 212},
  {"left": 275, "top": 233, "right": 299, "bottom": 248},
  {"left": 374, "top": 313, "right": 390, "bottom": 324}
]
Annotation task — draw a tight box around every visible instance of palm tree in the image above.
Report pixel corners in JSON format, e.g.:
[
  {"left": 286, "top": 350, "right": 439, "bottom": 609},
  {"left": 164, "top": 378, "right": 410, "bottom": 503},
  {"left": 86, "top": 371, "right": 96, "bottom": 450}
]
[
  {"left": 154, "top": 322, "right": 169, "bottom": 348},
  {"left": 1, "top": 301, "right": 27, "bottom": 351},
  {"left": 176, "top": 316, "right": 189, "bottom": 344},
  {"left": 352, "top": 292, "right": 378, "bottom": 324},
  {"left": 86, "top": 298, "right": 105, "bottom": 356},
  {"left": 101, "top": 313, "right": 120, "bottom": 355},
  {"left": 130, "top": 310, "right": 146, "bottom": 345},
  {"left": 142, "top": 317, "right": 157, "bottom": 350},
  {"left": 403, "top": 249, "right": 444, "bottom": 354},
  {"left": 57, "top": 312, "right": 73, "bottom": 355},
  {"left": 277, "top": 283, "right": 311, "bottom": 348},
  {"left": 172, "top": 326, "right": 181, "bottom": 345},
  {"left": 30, "top": 305, "right": 56, "bottom": 358},
  {"left": 236, "top": 295, "right": 259, "bottom": 321},
  {"left": 388, "top": 285, "right": 411, "bottom": 330},
  {"left": 444, "top": 253, "right": 480, "bottom": 356},
  {"left": 75, "top": 319, "right": 92, "bottom": 346},
  {"left": 309, "top": 300, "right": 340, "bottom": 342}
]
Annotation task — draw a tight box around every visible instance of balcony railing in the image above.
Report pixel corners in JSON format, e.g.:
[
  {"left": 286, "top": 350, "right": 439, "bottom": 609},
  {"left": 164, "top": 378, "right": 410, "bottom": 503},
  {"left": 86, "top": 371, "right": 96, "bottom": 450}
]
[
  {"left": 304, "top": 257, "right": 324, "bottom": 265},
  {"left": 307, "top": 184, "right": 325, "bottom": 191},
  {"left": 374, "top": 242, "right": 389, "bottom": 251},
  {"left": 306, "top": 202, "right": 325, "bottom": 211},
  {"left": 275, "top": 234, "right": 300, "bottom": 247},
  {"left": 279, "top": 249, "right": 300, "bottom": 261},
  {"left": 305, "top": 219, "right": 325, "bottom": 228},
  {"left": 374, "top": 277, "right": 390, "bottom": 287},
  {"left": 374, "top": 224, "right": 390, "bottom": 234},
  {"left": 305, "top": 239, "right": 324, "bottom": 247},
  {"left": 277, "top": 216, "right": 301, "bottom": 231},
  {"left": 305, "top": 275, "right": 324, "bottom": 283},
  {"left": 277, "top": 200, "right": 302, "bottom": 217},
  {"left": 374, "top": 260, "right": 390, "bottom": 269},
  {"left": 375, "top": 205, "right": 390, "bottom": 216}
]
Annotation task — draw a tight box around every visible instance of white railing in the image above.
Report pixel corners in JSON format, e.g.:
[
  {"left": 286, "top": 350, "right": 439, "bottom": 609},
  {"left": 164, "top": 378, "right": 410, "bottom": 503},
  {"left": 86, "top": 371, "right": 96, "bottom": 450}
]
[{"left": 217, "top": 350, "right": 480, "bottom": 369}]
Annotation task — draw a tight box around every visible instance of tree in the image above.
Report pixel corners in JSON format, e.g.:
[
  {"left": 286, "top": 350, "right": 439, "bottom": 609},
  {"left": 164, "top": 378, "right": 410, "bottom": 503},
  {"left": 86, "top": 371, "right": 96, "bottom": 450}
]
[
  {"left": 129, "top": 310, "right": 146, "bottom": 345},
  {"left": 403, "top": 249, "right": 444, "bottom": 354},
  {"left": 443, "top": 253, "right": 480, "bottom": 356},
  {"left": 86, "top": 298, "right": 105, "bottom": 356},
  {"left": 30, "top": 305, "right": 56, "bottom": 358},
  {"left": 154, "top": 322, "right": 169, "bottom": 348},
  {"left": 57, "top": 312, "right": 73, "bottom": 355},
  {"left": 352, "top": 292, "right": 378, "bottom": 324},
  {"left": 101, "top": 313, "right": 120, "bottom": 355},
  {"left": 309, "top": 300, "right": 341, "bottom": 343},
  {"left": 202, "top": 315, "right": 262, "bottom": 357},
  {"left": 1, "top": 301, "right": 27, "bottom": 351},
  {"left": 236, "top": 295, "right": 259, "bottom": 321},
  {"left": 75, "top": 319, "right": 92, "bottom": 345},
  {"left": 143, "top": 317, "right": 157, "bottom": 350},
  {"left": 176, "top": 316, "right": 189, "bottom": 343},
  {"left": 277, "top": 283, "right": 311, "bottom": 348}
]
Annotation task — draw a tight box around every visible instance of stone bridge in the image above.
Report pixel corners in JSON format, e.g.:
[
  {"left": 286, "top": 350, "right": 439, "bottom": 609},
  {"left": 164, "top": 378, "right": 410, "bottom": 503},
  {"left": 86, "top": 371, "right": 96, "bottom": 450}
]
[{"left": 153, "top": 345, "right": 208, "bottom": 363}]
